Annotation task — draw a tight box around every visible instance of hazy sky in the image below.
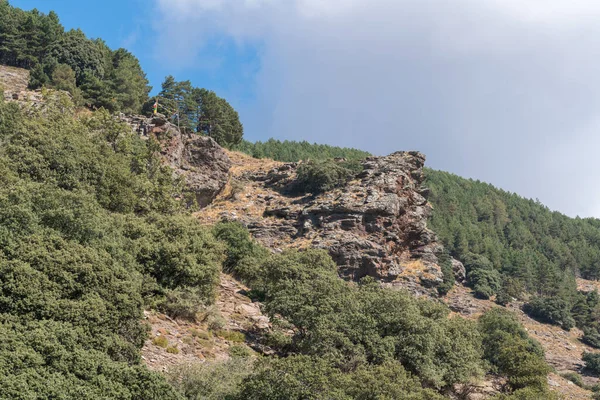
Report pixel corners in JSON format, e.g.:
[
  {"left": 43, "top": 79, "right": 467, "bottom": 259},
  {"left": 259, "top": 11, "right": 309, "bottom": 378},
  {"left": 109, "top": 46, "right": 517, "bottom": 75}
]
[{"left": 11, "top": 0, "right": 600, "bottom": 217}]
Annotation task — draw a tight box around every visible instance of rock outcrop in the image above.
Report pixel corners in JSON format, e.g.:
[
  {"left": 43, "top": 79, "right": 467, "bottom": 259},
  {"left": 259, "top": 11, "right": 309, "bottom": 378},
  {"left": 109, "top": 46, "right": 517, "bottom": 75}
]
[
  {"left": 201, "top": 151, "right": 445, "bottom": 294},
  {"left": 122, "top": 114, "right": 443, "bottom": 292},
  {"left": 121, "top": 114, "right": 231, "bottom": 208}
]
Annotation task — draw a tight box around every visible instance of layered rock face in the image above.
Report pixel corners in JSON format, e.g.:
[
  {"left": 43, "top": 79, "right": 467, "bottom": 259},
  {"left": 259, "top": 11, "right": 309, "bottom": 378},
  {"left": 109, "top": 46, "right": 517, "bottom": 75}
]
[
  {"left": 252, "top": 152, "right": 443, "bottom": 287},
  {"left": 121, "top": 114, "right": 444, "bottom": 291},
  {"left": 122, "top": 114, "right": 231, "bottom": 207},
  {"left": 202, "top": 151, "right": 445, "bottom": 293}
]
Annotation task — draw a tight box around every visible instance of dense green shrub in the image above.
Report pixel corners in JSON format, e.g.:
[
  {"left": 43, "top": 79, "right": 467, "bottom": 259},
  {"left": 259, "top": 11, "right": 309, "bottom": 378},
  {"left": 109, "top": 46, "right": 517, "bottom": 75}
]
[
  {"left": 167, "top": 359, "right": 254, "bottom": 400},
  {"left": 584, "top": 352, "right": 600, "bottom": 375},
  {"left": 496, "top": 277, "right": 525, "bottom": 306},
  {"left": 236, "top": 356, "right": 443, "bottom": 400},
  {"left": 523, "top": 297, "right": 575, "bottom": 330},
  {"left": 463, "top": 253, "right": 501, "bottom": 299},
  {"left": 213, "top": 221, "right": 270, "bottom": 276},
  {"left": 479, "top": 309, "right": 550, "bottom": 391},
  {"left": 246, "top": 249, "right": 484, "bottom": 389},
  {"left": 561, "top": 372, "right": 585, "bottom": 388},
  {"left": 295, "top": 159, "right": 362, "bottom": 194},
  {"left": 492, "top": 388, "right": 559, "bottom": 399},
  {"left": 583, "top": 327, "right": 600, "bottom": 348},
  {"left": 436, "top": 251, "right": 455, "bottom": 295},
  {"left": 0, "top": 95, "right": 222, "bottom": 398}
]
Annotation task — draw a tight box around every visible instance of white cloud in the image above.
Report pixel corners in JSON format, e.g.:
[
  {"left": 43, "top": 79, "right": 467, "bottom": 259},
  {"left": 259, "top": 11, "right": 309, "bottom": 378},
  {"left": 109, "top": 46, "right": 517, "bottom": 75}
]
[{"left": 153, "top": 0, "right": 600, "bottom": 217}]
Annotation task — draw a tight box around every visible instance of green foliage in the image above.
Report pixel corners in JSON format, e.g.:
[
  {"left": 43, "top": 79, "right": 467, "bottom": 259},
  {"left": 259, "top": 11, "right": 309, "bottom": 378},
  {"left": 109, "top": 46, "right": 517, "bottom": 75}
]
[
  {"left": 479, "top": 309, "right": 550, "bottom": 392},
  {"left": 49, "top": 63, "right": 83, "bottom": 105},
  {"left": 0, "top": 95, "right": 226, "bottom": 398},
  {"left": 583, "top": 327, "right": 600, "bottom": 348},
  {"left": 584, "top": 352, "right": 600, "bottom": 375},
  {"left": 167, "top": 359, "right": 254, "bottom": 400},
  {"left": 245, "top": 249, "right": 484, "bottom": 389},
  {"left": 523, "top": 297, "right": 575, "bottom": 330},
  {"left": 437, "top": 251, "right": 455, "bottom": 295},
  {"left": 295, "top": 159, "right": 362, "bottom": 194},
  {"left": 152, "top": 76, "right": 244, "bottom": 147},
  {"left": 463, "top": 253, "right": 501, "bottom": 299},
  {"left": 236, "top": 356, "right": 444, "bottom": 400},
  {"left": 492, "top": 388, "right": 559, "bottom": 400},
  {"left": 213, "top": 221, "right": 270, "bottom": 286},
  {"left": 426, "top": 168, "right": 600, "bottom": 336},
  {"left": 0, "top": 3, "right": 150, "bottom": 113},
  {"left": 229, "top": 345, "right": 253, "bottom": 359},
  {"left": 217, "top": 330, "right": 246, "bottom": 343},
  {"left": 195, "top": 87, "right": 243, "bottom": 147},
  {"left": 561, "top": 372, "right": 584, "bottom": 388},
  {"left": 233, "top": 138, "right": 371, "bottom": 162},
  {"left": 153, "top": 336, "right": 169, "bottom": 348},
  {"left": 496, "top": 277, "right": 525, "bottom": 306}
]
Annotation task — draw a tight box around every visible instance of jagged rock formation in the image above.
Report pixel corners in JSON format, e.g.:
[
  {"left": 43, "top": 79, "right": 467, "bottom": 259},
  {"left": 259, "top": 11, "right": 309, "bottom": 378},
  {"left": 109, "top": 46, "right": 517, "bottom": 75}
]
[
  {"left": 200, "top": 151, "right": 445, "bottom": 294},
  {"left": 121, "top": 114, "right": 232, "bottom": 207},
  {"left": 0, "top": 65, "right": 44, "bottom": 104}
]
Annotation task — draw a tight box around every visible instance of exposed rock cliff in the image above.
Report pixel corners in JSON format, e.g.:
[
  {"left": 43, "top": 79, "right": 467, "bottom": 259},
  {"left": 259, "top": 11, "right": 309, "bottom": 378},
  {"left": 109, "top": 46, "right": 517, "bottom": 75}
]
[
  {"left": 122, "top": 114, "right": 232, "bottom": 208},
  {"left": 199, "top": 151, "right": 445, "bottom": 294}
]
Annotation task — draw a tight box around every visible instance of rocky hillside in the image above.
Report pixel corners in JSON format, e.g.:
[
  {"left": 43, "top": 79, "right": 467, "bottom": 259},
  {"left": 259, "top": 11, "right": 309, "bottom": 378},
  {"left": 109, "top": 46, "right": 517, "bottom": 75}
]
[
  {"left": 2, "top": 67, "right": 597, "bottom": 399},
  {"left": 119, "top": 113, "right": 447, "bottom": 294},
  {"left": 201, "top": 151, "right": 445, "bottom": 293}
]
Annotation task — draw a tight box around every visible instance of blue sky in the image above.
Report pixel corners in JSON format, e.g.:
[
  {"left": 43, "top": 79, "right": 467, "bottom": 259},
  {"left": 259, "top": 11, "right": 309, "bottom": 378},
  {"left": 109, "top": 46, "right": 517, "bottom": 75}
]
[
  {"left": 9, "top": 0, "right": 600, "bottom": 218},
  {"left": 11, "top": 0, "right": 261, "bottom": 121}
]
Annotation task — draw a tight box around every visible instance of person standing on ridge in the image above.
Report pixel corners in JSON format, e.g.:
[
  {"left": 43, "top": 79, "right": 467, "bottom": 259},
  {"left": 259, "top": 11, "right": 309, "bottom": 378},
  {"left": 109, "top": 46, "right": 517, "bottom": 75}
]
[{"left": 153, "top": 99, "right": 158, "bottom": 115}]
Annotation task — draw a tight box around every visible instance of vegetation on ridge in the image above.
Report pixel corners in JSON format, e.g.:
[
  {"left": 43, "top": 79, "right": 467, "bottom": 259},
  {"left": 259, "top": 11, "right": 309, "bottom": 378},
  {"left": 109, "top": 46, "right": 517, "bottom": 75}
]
[
  {"left": 426, "top": 169, "right": 600, "bottom": 347},
  {"left": 234, "top": 138, "right": 371, "bottom": 162},
  {"left": 0, "top": 1, "right": 244, "bottom": 148}
]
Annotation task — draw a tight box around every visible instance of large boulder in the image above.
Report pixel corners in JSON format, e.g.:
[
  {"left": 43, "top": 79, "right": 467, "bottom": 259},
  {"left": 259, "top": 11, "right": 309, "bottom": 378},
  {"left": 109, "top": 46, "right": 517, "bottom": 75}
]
[
  {"left": 180, "top": 135, "right": 231, "bottom": 207},
  {"left": 121, "top": 115, "right": 231, "bottom": 208}
]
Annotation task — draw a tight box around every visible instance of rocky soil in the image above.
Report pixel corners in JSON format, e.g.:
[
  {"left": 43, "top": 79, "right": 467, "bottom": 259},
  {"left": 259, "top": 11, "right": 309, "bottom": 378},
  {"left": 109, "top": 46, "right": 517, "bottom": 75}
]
[{"left": 141, "top": 274, "right": 270, "bottom": 373}]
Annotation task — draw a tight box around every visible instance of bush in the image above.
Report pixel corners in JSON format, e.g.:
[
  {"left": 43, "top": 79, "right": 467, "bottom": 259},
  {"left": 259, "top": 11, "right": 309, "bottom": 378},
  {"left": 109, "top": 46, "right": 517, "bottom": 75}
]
[
  {"left": 561, "top": 372, "right": 584, "bottom": 388},
  {"left": 437, "top": 251, "right": 455, "bottom": 295},
  {"left": 584, "top": 352, "right": 600, "bottom": 375},
  {"left": 202, "top": 308, "right": 226, "bottom": 331},
  {"left": 257, "top": 249, "right": 484, "bottom": 388},
  {"left": 479, "top": 309, "right": 550, "bottom": 392},
  {"left": 583, "top": 327, "right": 600, "bottom": 348},
  {"left": 496, "top": 277, "right": 524, "bottom": 306},
  {"left": 294, "top": 159, "right": 361, "bottom": 194},
  {"left": 229, "top": 345, "right": 253, "bottom": 358},
  {"left": 236, "top": 356, "right": 444, "bottom": 400},
  {"left": 167, "top": 359, "right": 254, "bottom": 400},
  {"left": 153, "top": 336, "right": 169, "bottom": 348},
  {"left": 166, "top": 346, "right": 180, "bottom": 354},
  {"left": 213, "top": 221, "right": 270, "bottom": 279},
  {"left": 464, "top": 254, "right": 501, "bottom": 299},
  {"left": 217, "top": 330, "right": 246, "bottom": 343},
  {"left": 159, "top": 287, "right": 206, "bottom": 320},
  {"left": 523, "top": 297, "right": 575, "bottom": 330},
  {"left": 492, "top": 387, "right": 559, "bottom": 399}
]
